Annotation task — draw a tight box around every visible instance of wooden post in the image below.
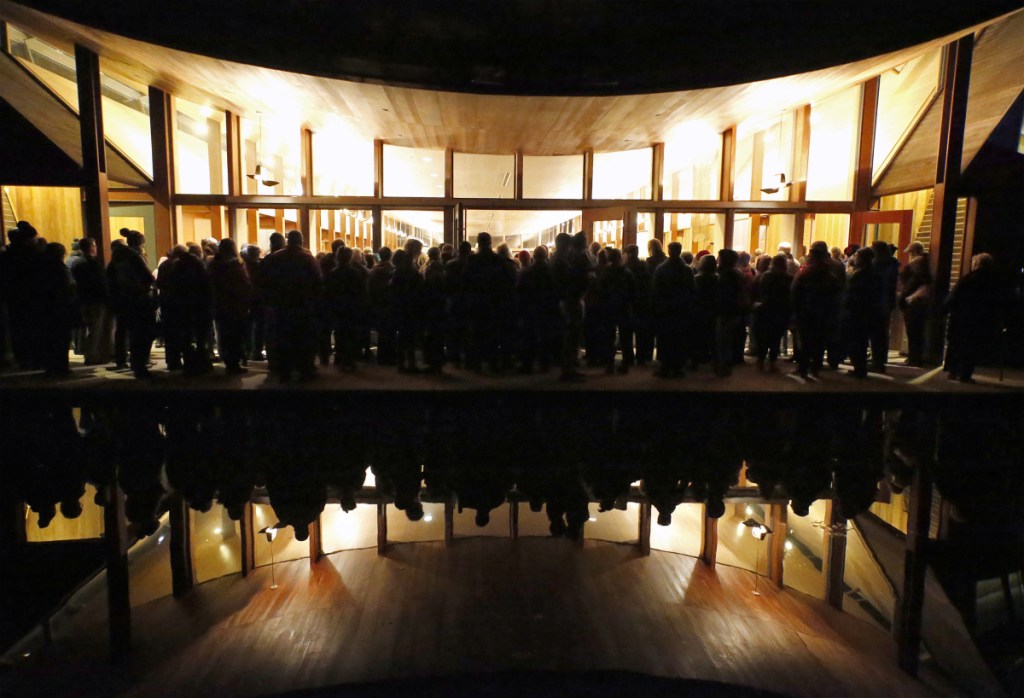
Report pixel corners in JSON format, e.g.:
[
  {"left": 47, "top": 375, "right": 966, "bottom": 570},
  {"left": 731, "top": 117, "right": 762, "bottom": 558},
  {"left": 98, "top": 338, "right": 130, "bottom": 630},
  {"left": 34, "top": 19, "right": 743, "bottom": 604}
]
[
  {"left": 373, "top": 139, "right": 384, "bottom": 198},
  {"left": 750, "top": 130, "right": 765, "bottom": 201},
  {"left": 651, "top": 142, "right": 665, "bottom": 202},
  {"left": 239, "top": 502, "right": 255, "bottom": 577},
  {"left": 583, "top": 148, "right": 594, "bottom": 200},
  {"left": 653, "top": 210, "right": 664, "bottom": 244},
  {"left": 896, "top": 458, "right": 934, "bottom": 675},
  {"left": 928, "top": 36, "right": 974, "bottom": 364},
  {"left": 960, "top": 197, "right": 977, "bottom": 278},
  {"left": 790, "top": 104, "right": 812, "bottom": 204},
  {"left": 308, "top": 516, "right": 323, "bottom": 566},
  {"left": 376, "top": 502, "right": 387, "bottom": 555},
  {"left": 444, "top": 497, "right": 455, "bottom": 546},
  {"left": 148, "top": 87, "right": 176, "bottom": 255},
  {"left": 103, "top": 484, "right": 131, "bottom": 660},
  {"left": 444, "top": 207, "right": 455, "bottom": 247},
  {"left": 853, "top": 78, "right": 879, "bottom": 212},
  {"left": 767, "top": 504, "right": 787, "bottom": 588},
  {"left": 168, "top": 494, "right": 194, "bottom": 598},
  {"left": 793, "top": 212, "right": 806, "bottom": 260},
  {"left": 371, "top": 206, "right": 382, "bottom": 250},
  {"left": 444, "top": 147, "right": 454, "bottom": 198},
  {"left": 622, "top": 207, "right": 638, "bottom": 248},
  {"left": 638, "top": 501, "right": 652, "bottom": 556},
  {"left": 225, "top": 111, "right": 242, "bottom": 241},
  {"left": 822, "top": 500, "right": 848, "bottom": 609},
  {"left": 722, "top": 211, "right": 734, "bottom": 251},
  {"left": 700, "top": 505, "right": 718, "bottom": 568},
  {"left": 720, "top": 127, "right": 736, "bottom": 202},
  {"left": 75, "top": 45, "right": 111, "bottom": 264},
  {"left": 300, "top": 128, "right": 314, "bottom": 248},
  {"left": 514, "top": 151, "right": 524, "bottom": 200}
]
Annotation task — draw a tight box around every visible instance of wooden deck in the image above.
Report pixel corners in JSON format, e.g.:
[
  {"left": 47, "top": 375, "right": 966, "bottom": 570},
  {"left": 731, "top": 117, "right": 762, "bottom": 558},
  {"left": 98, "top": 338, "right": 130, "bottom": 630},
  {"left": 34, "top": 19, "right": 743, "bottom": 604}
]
[{"left": 4, "top": 539, "right": 944, "bottom": 697}]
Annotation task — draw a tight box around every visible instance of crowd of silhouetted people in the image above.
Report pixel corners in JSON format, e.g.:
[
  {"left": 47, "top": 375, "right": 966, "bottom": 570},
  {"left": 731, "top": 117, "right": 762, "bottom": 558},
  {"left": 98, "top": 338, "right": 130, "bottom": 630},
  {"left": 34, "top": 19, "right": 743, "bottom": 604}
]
[{"left": 0, "top": 219, "right": 1011, "bottom": 383}]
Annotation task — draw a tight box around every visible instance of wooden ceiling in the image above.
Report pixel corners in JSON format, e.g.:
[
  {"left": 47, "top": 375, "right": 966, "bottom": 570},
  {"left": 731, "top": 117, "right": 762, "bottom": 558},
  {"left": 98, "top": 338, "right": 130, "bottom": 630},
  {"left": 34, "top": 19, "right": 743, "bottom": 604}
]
[
  {"left": 1, "top": 1, "right": 1019, "bottom": 158},
  {"left": 874, "top": 11, "right": 1024, "bottom": 197}
]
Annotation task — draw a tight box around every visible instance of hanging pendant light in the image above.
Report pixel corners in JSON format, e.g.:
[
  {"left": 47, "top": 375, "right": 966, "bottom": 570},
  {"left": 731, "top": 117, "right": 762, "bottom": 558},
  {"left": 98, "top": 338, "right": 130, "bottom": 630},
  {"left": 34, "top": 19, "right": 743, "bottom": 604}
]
[{"left": 247, "top": 112, "right": 280, "bottom": 188}]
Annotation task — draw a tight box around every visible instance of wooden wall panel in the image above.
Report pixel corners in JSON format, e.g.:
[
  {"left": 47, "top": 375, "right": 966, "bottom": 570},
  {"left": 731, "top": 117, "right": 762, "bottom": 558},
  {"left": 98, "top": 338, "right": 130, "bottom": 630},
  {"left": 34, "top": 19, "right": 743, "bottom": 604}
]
[{"left": 5, "top": 185, "right": 82, "bottom": 247}]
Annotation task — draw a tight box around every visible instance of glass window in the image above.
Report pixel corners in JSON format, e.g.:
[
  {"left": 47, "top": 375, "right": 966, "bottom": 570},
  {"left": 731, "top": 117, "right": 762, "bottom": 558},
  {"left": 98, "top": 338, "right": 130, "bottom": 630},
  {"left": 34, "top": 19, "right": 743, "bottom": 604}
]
[
  {"left": 464, "top": 209, "right": 579, "bottom": 251},
  {"left": 322, "top": 503, "right": 378, "bottom": 553},
  {"left": 241, "top": 114, "right": 302, "bottom": 195},
  {"left": 592, "top": 148, "right": 653, "bottom": 199},
  {"left": 386, "top": 502, "right": 445, "bottom": 543},
  {"left": 111, "top": 202, "right": 158, "bottom": 267},
  {"left": 662, "top": 212, "right": 726, "bottom": 253},
  {"left": 383, "top": 145, "right": 444, "bottom": 197},
  {"left": 382, "top": 210, "right": 443, "bottom": 251},
  {"left": 4, "top": 186, "right": 83, "bottom": 251},
  {"left": 517, "top": 502, "right": 557, "bottom": 537},
  {"left": 874, "top": 49, "right": 942, "bottom": 178},
  {"left": 174, "top": 97, "right": 228, "bottom": 195},
  {"left": 177, "top": 205, "right": 227, "bottom": 247},
  {"left": 24, "top": 483, "right": 104, "bottom": 541},
  {"left": 454, "top": 502, "right": 510, "bottom": 538},
  {"left": 316, "top": 209, "right": 374, "bottom": 254},
  {"left": 129, "top": 514, "right": 172, "bottom": 607},
  {"left": 662, "top": 124, "right": 722, "bottom": 200},
  {"left": 869, "top": 494, "right": 909, "bottom": 534},
  {"left": 454, "top": 153, "right": 515, "bottom": 198},
  {"left": 844, "top": 520, "right": 896, "bottom": 630},
  {"left": 734, "top": 113, "right": 795, "bottom": 202},
  {"left": 192, "top": 505, "right": 242, "bottom": 584},
  {"left": 716, "top": 502, "right": 770, "bottom": 575},
  {"left": 783, "top": 501, "right": 827, "bottom": 600},
  {"left": 313, "top": 124, "right": 374, "bottom": 196},
  {"left": 803, "top": 213, "right": 850, "bottom": 254},
  {"left": 648, "top": 503, "right": 703, "bottom": 557},
  {"left": 733, "top": 213, "right": 796, "bottom": 256},
  {"left": 584, "top": 503, "right": 639, "bottom": 543},
  {"left": 253, "top": 503, "right": 309, "bottom": 566},
  {"left": 231, "top": 208, "right": 300, "bottom": 251},
  {"left": 522, "top": 155, "right": 583, "bottom": 199},
  {"left": 806, "top": 85, "right": 861, "bottom": 201}
]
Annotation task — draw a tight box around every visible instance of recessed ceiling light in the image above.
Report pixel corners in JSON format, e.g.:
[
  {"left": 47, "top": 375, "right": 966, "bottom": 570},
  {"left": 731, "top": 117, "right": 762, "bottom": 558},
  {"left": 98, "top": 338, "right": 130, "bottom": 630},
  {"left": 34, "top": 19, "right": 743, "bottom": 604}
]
[{"left": 422, "top": 156, "right": 433, "bottom": 162}]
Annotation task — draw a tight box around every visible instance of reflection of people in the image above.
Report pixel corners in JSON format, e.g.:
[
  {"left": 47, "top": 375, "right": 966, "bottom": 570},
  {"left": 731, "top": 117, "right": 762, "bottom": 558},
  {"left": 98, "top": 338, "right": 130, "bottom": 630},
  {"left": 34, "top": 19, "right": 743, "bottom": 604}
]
[{"left": 943, "top": 253, "right": 1004, "bottom": 382}]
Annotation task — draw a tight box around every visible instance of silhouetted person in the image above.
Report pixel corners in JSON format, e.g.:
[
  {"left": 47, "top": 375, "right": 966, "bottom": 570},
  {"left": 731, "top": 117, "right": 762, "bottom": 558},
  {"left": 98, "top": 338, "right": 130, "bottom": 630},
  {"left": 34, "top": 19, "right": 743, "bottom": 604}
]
[
  {"left": 897, "top": 245, "right": 932, "bottom": 366},
  {"left": 552, "top": 232, "right": 591, "bottom": 381},
  {"left": 444, "top": 240, "right": 472, "bottom": 366},
  {"left": 517, "top": 245, "right": 561, "bottom": 373},
  {"left": 751, "top": 253, "right": 792, "bottom": 372},
  {"left": 843, "top": 247, "right": 882, "bottom": 378},
  {"left": 39, "top": 242, "right": 75, "bottom": 376},
  {"left": 391, "top": 249, "right": 423, "bottom": 373},
  {"left": 943, "top": 253, "right": 1005, "bottom": 382},
  {"left": 316, "top": 251, "right": 337, "bottom": 366},
  {"left": 209, "top": 238, "right": 252, "bottom": 375},
  {"left": 714, "top": 249, "right": 747, "bottom": 376},
  {"left": 646, "top": 238, "right": 667, "bottom": 274},
  {"left": 691, "top": 253, "right": 717, "bottom": 369},
  {"left": 165, "top": 243, "right": 214, "bottom": 375},
  {"left": 791, "top": 244, "right": 841, "bottom": 378},
  {"left": 596, "top": 248, "right": 636, "bottom": 373},
  {"left": 261, "top": 230, "right": 322, "bottom": 381},
  {"left": 108, "top": 229, "right": 155, "bottom": 377},
  {"left": 624, "top": 244, "right": 654, "bottom": 366},
  {"left": 242, "top": 244, "right": 265, "bottom": 361},
  {"left": 368, "top": 246, "right": 396, "bottom": 365},
  {"left": 68, "top": 236, "right": 111, "bottom": 365},
  {"left": 421, "top": 246, "right": 447, "bottom": 372},
  {"left": 325, "top": 246, "right": 369, "bottom": 371},
  {"left": 1, "top": 221, "right": 45, "bottom": 368},
  {"left": 465, "top": 233, "right": 505, "bottom": 371},
  {"left": 652, "top": 241, "right": 695, "bottom": 378},
  {"left": 870, "top": 240, "right": 900, "bottom": 372}
]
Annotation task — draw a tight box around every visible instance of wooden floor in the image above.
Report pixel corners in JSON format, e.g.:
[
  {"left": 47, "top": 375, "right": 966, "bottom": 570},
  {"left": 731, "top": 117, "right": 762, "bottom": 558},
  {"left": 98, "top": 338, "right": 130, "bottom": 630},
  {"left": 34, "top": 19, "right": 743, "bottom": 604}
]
[{"left": 5, "top": 539, "right": 943, "bottom": 697}]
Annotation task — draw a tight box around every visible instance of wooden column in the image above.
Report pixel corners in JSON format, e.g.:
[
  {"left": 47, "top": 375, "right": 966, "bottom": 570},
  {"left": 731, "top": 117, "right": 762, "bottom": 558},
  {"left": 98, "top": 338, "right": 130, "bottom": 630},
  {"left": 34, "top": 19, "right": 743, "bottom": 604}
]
[
  {"left": 750, "top": 130, "right": 765, "bottom": 201},
  {"left": 651, "top": 142, "right": 665, "bottom": 202},
  {"left": 239, "top": 502, "right": 255, "bottom": 577},
  {"left": 103, "top": 484, "right": 131, "bottom": 660},
  {"left": 299, "top": 128, "right": 313, "bottom": 247},
  {"left": 622, "top": 207, "right": 638, "bottom": 248},
  {"left": 74, "top": 45, "right": 111, "bottom": 264},
  {"left": 896, "top": 460, "right": 934, "bottom": 675},
  {"left": 148, "top": 87, "right": 176, "bottom": 255},
  {"left": 653, "top": 211, "right": 664, "bottom": 244},
  {"left": 514, "top": 151, "right": 524, "bottom": 200},
  {"left": 853, "top": 78, "right": 880, "bottom": 212},
  {"left": 583, "top": 148, "right": 594, "bottom": 200},
  {"left": 308, "top": 516, "right": 323, "bottom": 566},
  {"left": 443, "top": 207, "right": 455, "bottom": 247},
  {"left": 929, "top": 37, "right": 974, "bottom": 322},
  {"left": 822, "top": 500, "right": 848, "bottom": 609},
  {"left": 700, "top": 505, "right": 718, "bottom": 568},
  {"left": 793, "top": 212, "right": 806, "bottom": 260},
  {"left": 373, "top": 139, "right": 384, "bottom": 198},
  {"left": 225, "top": 111, "right": 244, "bottom": 242},
  {"left": 960, "top": 197, "right": 978, "bottom": 278},
  {"left": 376, "top": 503, "right": 388, "bottom": 554},
  {"left": 444, "top": 147, "right": 454, "bottom": 198},
  {"left": 638, "top": 501, "right": 652, "bottom": 556},
  {"left": 371, "top": 206, "right": 382, "bottom": 250},
  {"left": 790, "top": 104, "right": 812, "bottom": 204},
  {"left": 720, "top": 127, "right": 736, "bottom": 203},
  {"left": 722, "top": 212, "right": 735, "bottom": 251},
  {"left": 444, "top": 497, "right": 455, "bottom": 546},
  {"left": 767, "top": 504, "right": 787, "bottom": 588},
  {"left": 168, "top": 493, "right": 194, "bottom": 598}
]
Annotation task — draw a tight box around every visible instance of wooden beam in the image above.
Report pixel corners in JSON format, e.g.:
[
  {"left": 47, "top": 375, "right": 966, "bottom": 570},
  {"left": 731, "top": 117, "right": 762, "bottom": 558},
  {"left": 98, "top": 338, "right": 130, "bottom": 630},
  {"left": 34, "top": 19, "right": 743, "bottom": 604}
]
[
  {"left": 148, "top": 87, "right": 176, "bottom": 257},
  {"left": 583, "top": 148, "right": 594, "bottom": 200},
  {"left": 444, "top": 497, "right": 455, "bottom": 546},
  {"left": 74, "top": 44, "right": 111, "bottom": 265},
  {"left": 960, "top": 196, "right": 978, "bottom": 278},
  {"left": 722, "top": 211, "right": 735, "bottom": 251},
  {"left": 638, "top": 501, "right": 652, "bottom": 556},
  {"left": 822, "top": 500, "right": 848, "bottom": 609},
  {"left": 301, "top": 127, "right": 314, "bottom": 197},
  {"left": 622, "top": 207, "right": 638, "bottom": 248},
  {"left": 750, "top": 130, "right": 765, "bottom": 201},
  {"left": 651, "top": 142, "right": 665, "bottom": 202},
  {"left": 443, "top": 207, "right": 455, "bottom": 247},
  {"left": 793, "top": 212, "right": 806, "bottom": 261},
  {"left": 376, "top": 503, "right": 387, "bottom": 555},
  {"left": 767, "top": 504, "right": 787, "bottom": 588},
  {"left": 853, "top": 78, "right": 880, "bottom": 212},
  {"left": 371, "top": 205, "right": 382, "bottom": 250},
  {"left": 444, "top": 147, "right": 454, "bottom": 199},
  {"left": 169, "top": 494, "right": 194, "bottom": 598},
  {"left": 103, "top": 483, "right": 131, "bottom": 660},
  {"left": 373, "top": 139, "right": 384, "bottom": 198},
  {"left": 308, "top": 516, "right": 323, "bottom": 566},
  {"left": 514, "top": 151, "right": 524, "bottom": 200},
  {"left": 790, "top": 104, "right": 812, "bottom": 203},
  {"left": 896, "top": 454, "right": 934, "bottom": 675},
  {"left": 239, "top": 502, "right": 255, "bottom": 577},
  {"left": 929, "top": 36, "right": 974, "bottom": 315},
  {"left": 225, "top": 111, "right": 243, "bottom": 242},
  {"left": 720, "top": 127, "right": 736, "bottom": 202},
  {"left": 700, "top": 505, "right": 718, "bottom": 568}
]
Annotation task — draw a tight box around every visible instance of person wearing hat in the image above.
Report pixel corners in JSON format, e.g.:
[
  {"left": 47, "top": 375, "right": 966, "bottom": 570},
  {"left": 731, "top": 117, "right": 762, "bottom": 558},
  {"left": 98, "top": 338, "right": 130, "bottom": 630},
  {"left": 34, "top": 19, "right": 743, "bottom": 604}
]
[{"left": 1, "top": 222, "right": 46, "bottom": 368}]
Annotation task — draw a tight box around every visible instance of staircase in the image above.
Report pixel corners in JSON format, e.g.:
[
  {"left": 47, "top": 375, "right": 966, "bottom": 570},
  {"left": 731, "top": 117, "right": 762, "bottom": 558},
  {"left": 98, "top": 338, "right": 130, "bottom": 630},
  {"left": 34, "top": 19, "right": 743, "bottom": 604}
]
[
  {"left": 1, "top": 187, "right": 16, "bottom": 234},
  {"left": 915, "top": 191, "right": 969, "bottom": 284}
]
